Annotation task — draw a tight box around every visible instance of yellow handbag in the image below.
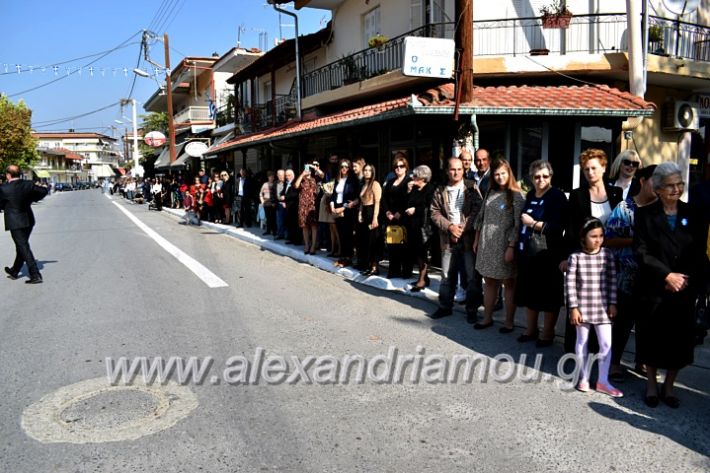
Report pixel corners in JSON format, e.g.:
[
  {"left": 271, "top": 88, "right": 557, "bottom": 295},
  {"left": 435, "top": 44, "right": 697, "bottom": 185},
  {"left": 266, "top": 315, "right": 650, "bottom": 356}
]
[{"left": 385, "top": 225, "right": 407, "bottom": 245}]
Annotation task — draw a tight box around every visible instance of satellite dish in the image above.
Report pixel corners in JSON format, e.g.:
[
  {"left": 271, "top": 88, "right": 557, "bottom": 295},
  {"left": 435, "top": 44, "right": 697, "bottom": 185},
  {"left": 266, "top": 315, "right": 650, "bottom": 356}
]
[{"left": 662, "top": 0, "right": 699, "bottom": 16}]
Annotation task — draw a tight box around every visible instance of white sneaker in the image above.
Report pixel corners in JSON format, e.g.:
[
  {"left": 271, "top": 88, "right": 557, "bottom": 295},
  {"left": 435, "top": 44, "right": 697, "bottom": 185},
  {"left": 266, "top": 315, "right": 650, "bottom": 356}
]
[{"left": 454, "top": 287, "right": 465, "bottom": 303}]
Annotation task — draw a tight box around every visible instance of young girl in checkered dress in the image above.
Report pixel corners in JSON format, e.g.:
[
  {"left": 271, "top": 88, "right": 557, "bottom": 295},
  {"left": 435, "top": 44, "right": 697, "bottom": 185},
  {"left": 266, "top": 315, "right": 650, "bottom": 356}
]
[{"left": 566, "top": 217, "right": 621, "bottom": 397}]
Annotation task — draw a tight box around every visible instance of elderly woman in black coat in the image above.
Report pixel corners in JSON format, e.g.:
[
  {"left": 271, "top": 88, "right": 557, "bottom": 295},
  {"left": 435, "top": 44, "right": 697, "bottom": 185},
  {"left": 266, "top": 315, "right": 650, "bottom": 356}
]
[{"left": 634, "top": 162, "right": 708, "bottom": 408}]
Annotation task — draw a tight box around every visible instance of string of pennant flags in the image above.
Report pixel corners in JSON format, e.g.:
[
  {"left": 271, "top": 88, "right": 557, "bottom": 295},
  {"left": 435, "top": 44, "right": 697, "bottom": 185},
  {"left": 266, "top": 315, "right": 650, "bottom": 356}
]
[{"left": 2, "top": 64, "right": 170, "bottom": 77}]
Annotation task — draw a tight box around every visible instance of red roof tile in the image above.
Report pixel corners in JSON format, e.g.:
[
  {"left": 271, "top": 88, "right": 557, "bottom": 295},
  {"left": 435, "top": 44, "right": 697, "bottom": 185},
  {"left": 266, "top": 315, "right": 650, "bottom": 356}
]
[{"left": 208, "top": 83, "right": 654, "bottom": 155}]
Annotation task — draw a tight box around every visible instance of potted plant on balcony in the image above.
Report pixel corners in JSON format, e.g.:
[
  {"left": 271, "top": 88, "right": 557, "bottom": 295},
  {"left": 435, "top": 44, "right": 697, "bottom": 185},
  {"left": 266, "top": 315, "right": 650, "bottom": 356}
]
[
  {"left": 342, "top": 54, "right": 365, "bottom": 85},
  {"left": 648, "top": 24, "right": 666, "bottom": 54},
  {"left": 368, "top": 34, "right": 389, "bottom": 49},
  {"left": 540, "top": 1, "right": 573, "bottom": 29}
]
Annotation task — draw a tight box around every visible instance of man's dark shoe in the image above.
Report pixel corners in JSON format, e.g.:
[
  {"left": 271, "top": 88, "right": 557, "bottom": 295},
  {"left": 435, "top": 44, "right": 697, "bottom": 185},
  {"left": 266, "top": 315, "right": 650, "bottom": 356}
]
[
  {"left": 25, "top": 275, "right": 43, "bottom": 284},
  {"left": 430, "top": 308, "right": 453, "bottom": 319},
  {"left": 4, "top": 267, "right": 19, "bottom": 280},
  {"left": 465, "top": 311, "right": 477, "bottom": 324}
]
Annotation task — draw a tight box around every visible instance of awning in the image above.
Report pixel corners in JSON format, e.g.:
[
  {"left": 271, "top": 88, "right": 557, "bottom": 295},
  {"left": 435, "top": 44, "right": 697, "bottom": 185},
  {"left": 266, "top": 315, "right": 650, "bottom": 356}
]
[
  {"left": 204, "top": 132, "right": 234, "bottom": 160},
  {"left": 206, "top": 83, "right": 656, "bottom": 155},
  {"left": 170, "top": 152, "right": 191, "bottom": 169},
  {"left": 155, "top": 142, "right": 187, "bottom": 170},
  {"left": 33, "top": 169, "right": 50, "bottom": 178},
  {"left": 153, "top": 147, "right": 170, "bottom": 169},
  {"left": 91, "top": 164, "right": 115, "bottom": 177}
]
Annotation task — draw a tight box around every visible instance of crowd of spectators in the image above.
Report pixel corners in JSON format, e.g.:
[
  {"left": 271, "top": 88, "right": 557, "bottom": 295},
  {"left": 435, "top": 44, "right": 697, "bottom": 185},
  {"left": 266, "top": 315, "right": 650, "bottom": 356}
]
[{"left": 103, "top": 150, "right": 708, "bottom": 407}]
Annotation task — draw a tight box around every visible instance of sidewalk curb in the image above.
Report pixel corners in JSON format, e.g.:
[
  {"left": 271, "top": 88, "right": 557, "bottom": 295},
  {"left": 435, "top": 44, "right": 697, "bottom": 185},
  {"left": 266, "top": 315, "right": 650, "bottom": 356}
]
[
  {"left": 162, "top": 208, "right": 445, "bottom": 307},
  {"left": 158, "top": 207, "right": 710, "bottom": 369}
]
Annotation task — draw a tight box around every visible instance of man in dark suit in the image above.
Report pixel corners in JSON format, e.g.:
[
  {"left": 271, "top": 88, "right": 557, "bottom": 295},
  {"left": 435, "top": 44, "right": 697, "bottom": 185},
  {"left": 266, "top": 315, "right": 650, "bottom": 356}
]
[
  {"left": 473, "top": 148, "right": 491, "bottom": 195},
  {"left": 0, "top": 165, "right": 48, "bottom": 284}
]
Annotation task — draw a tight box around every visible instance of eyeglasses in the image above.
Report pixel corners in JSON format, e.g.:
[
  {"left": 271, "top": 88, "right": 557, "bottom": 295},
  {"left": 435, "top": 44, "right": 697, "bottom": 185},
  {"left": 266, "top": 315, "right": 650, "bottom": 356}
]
[
  {"left": 661, "top": 181, "right": 685, "bottom": 191},
  {"left": 395, "top": 164, "right": 407, "bottom": 169},
  {"left": 341, "top": 165, "right": 349, "bottom": 169},
  {"left": 622, "top": 159, "right": 640, "bottom": 168},
  {"left": 533, "top": 174, "right": 551, "bottom": 180}
]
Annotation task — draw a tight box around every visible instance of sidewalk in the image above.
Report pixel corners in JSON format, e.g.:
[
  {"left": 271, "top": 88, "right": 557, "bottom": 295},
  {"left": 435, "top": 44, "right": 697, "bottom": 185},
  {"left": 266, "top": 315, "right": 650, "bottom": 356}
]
[{"left": 161, "top": 206, "right": 710, "bottom": 368}]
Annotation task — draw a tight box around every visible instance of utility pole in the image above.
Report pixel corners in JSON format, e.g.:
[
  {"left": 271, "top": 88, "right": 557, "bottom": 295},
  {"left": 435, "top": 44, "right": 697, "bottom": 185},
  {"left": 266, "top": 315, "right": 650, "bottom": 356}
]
[
  {"left": 164, "top": 33, "right": 177, "bottom": 163},
  {"left": 455, "top": 0, "right": 474, "bottom": 118},
  {"left": 119, "top": 98, "right": 144, "bottom": 177}
]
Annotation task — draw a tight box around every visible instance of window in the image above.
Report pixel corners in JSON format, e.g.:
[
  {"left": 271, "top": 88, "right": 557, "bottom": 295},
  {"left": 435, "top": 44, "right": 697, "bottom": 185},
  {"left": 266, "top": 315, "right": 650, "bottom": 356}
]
[
  {"left": 363, "top": 6, "right": 381, "bottom": 49},
  {"left": 411, "top": 0, "right": 424, "bottom": 29}
]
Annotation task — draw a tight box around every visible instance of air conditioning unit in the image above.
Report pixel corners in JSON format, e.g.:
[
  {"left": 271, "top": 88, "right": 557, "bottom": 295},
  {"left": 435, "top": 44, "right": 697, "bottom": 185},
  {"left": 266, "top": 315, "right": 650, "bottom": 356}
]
[{"left": 662, "top": 100, "right": 700, "bottom": 132}]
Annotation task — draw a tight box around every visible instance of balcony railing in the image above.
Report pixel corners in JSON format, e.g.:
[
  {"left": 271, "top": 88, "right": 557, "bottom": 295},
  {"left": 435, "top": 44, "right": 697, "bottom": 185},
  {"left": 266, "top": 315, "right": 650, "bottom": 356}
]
[
  {"left": 301, "top": 14, "right": 710, "bottom": 98},
  {"left": 173, "top": 106, "right": 211, "bottom": 124},
  {"left": 237, "top": 93, "right": 297, "bottom": 134},
  {"left": 303, "top": 23, "right": 455, "bottom": 98},
  {"left": 648, "top": 15, "right": 710, "bottom": 60}
]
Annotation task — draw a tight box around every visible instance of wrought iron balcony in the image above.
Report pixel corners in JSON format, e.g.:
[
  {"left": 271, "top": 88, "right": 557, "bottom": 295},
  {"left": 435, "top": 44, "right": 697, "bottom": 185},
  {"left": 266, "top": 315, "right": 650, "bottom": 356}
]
[
  {"left": 237, "top": 93, "right": 297, "bottom": 134},
  {"left": 301, "top": 14, "right": 710, "bottom": 98}
]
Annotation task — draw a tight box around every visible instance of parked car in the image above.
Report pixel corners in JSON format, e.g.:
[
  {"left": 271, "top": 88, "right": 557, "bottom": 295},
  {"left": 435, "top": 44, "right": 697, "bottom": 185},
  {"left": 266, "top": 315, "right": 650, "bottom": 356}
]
[{"left": 55, "top": 183, "right": 74, "bottom": 191}]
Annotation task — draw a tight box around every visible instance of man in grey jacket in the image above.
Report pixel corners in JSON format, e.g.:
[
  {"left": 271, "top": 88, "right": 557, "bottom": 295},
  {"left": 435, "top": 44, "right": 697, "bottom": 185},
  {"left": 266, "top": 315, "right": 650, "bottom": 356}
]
[{"left": 430, "top": 157, "right": 483, "bottom": 321}]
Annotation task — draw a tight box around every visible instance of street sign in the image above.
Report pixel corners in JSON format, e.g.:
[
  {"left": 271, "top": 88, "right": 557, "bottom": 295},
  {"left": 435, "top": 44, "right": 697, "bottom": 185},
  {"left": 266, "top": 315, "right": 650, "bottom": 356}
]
[
  {"left": 402, "top": 37, "right": 455, "bottom": 79},
  {"left": 185, "top": 141, "right": 209, "bottom": 158},
  {"left": 144, "top": 131, "right": 167, "bottom": 147}
]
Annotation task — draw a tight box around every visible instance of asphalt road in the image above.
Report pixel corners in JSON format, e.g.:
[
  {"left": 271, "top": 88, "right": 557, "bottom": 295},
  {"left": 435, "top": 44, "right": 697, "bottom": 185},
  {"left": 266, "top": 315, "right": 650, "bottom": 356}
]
[{"left": 0, "top": 189, "right": 708, "bottom": 472}]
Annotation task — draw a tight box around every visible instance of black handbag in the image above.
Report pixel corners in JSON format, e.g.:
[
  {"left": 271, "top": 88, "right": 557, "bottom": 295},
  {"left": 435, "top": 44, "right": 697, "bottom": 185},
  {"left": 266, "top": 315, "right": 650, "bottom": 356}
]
[{"left": 527, "top": 232, "right": 548, "bottom": 257}]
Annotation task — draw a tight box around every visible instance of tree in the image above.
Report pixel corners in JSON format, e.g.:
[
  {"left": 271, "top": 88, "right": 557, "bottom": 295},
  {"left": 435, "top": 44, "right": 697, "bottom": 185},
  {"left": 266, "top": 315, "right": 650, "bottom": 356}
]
[
  {"left": 0, "top": 95, "right": 39, "bottom": 171},
  {"left": 137, "top": 111, "right": 168, "bottom": 163}
]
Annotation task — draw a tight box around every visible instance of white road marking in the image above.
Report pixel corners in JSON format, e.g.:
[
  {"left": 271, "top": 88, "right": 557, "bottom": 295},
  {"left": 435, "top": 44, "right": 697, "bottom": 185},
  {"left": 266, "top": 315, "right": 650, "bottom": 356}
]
[{"left": 109, "top": 198, "right": 228, "bottom": 288}]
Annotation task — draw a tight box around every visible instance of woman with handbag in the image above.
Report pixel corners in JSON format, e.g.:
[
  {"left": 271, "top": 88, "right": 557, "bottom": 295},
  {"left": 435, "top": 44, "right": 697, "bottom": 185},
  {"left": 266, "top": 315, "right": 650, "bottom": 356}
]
[
  {"left": 473, "top": 158, "right": 525, "bottom": 333},
  {"left": 381, "top": 153, "right": 413, "bottom": 279},
  {"left": 514, "top": 160, "right": 569, "bottom": 347}
]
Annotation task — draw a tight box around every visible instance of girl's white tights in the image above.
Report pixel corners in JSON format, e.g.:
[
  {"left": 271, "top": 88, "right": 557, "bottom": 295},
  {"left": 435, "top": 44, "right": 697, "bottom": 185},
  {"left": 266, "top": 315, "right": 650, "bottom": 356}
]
[{"left": 575, "top": 323, "right": 612, "bottom": 386}]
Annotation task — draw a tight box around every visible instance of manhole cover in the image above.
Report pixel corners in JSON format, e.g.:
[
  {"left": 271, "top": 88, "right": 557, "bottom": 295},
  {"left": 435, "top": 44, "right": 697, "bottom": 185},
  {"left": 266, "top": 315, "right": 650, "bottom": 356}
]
[{"left": 21, "top": 377, "right": 198, "bottom": 444}]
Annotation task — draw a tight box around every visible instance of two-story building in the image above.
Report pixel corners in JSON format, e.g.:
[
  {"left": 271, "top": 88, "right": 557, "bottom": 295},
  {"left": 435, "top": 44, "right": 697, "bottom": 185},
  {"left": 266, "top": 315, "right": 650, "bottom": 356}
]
[
  {"left": 206, "top": 0, "right": 710, "bottom": 190},
  {"left": 32, "top": 132, "right": 121, "bottom": 182},
  {"left": 145, "top": 49, "right": 263, "bottom": 175}
]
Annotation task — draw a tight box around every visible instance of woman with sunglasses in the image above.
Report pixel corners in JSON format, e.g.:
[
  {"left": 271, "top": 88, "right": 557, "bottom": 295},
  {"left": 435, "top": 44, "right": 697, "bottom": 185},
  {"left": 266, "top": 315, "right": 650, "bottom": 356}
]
[
  {"left": 608, "top": 150, "right": 643, "bottom": 200},
  {"left": 330, "top": 159, "right": 360, "bottom": 267},
  {"left": 514, "top": 160, "right": 569, "bottom": 347},
  {"left": 381, "top": 153, "right": 413, "bottom": 279},
  {"left": 604, "top": 165, "right": 657, "bottom": 381}
]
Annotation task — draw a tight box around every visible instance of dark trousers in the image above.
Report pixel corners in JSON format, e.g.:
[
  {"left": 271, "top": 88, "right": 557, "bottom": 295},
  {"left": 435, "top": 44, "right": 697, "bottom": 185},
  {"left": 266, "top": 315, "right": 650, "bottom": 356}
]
[
  {"left": 335, "top": 208, "right": 357, "bottom": 258},
  {"left": 276, "top": 203, "right": 287, "bottom": 237},
  {"left": 10, "top": 226, "right": 40, "bottom": 277},
  {"left": 439, "top": 242, "right": 481, "bottom": 312},
  {"left": 286, "top": 204, "right": 302, "bottom": 244},
  {"left": 236, "top": 196, "right": 252, "bottom": 226},
  {"left": 611, "top": 292, "right": 636, "bottom": 366},
  {"left": 265, "top": 205, "right": 277, "bottom": 234}
]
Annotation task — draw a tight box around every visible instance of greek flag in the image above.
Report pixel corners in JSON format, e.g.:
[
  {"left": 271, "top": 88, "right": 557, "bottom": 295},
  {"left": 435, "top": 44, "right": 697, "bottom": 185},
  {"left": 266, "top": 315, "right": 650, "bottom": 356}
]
[{"left": 206, "top": 91, "right": 217, "bottom": 121}]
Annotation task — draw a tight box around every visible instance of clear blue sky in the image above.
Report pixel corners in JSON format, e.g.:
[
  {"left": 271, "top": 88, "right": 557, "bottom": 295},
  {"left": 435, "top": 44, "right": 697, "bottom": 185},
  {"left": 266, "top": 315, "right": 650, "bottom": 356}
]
[{"left": 0, "top": 0, "right": 329, "bottom": 136}]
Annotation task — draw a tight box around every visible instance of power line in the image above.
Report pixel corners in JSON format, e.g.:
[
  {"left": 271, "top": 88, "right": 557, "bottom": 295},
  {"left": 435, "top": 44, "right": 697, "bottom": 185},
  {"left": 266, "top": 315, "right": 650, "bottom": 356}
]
[
  {"left": 148, "top": 0, "right": 172, "bottom": 32},
  {"left": 0, "top": 42, "right": 140, "bottom": 76},
  {"left": 7, "top": 30, "right": 142, "bottom": 98},
  {"left": 159, "top": 0, "right": 187, "bottom": 33},
  {"left": 154, "top": 0, "right": 181, "bottom": 34},
  {"left": 32, "top": 102, "right": 119, "bottom": 128}
]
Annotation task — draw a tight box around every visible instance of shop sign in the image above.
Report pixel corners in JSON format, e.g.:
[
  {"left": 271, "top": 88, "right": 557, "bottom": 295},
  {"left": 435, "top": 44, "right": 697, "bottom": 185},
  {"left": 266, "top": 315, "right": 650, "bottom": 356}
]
[
  {"left": 402, "top": 37, "right": 455, "bottom": 79},
  {"left": 695, "top": 94, "right": 710, "bottom": 119}
]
